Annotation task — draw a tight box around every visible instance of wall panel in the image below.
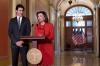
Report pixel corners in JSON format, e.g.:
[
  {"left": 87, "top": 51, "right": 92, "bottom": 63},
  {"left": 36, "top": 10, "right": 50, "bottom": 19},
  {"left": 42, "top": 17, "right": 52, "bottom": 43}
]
[{"left": 0, "top": 0, "right": 9, "bottom": 60}]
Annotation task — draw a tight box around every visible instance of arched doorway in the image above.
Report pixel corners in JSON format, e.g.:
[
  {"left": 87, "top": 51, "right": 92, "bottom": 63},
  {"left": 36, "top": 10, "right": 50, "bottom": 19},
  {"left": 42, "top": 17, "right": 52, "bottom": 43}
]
[{"left": 64, "top": 5, "right": 93, "bottom": 51}]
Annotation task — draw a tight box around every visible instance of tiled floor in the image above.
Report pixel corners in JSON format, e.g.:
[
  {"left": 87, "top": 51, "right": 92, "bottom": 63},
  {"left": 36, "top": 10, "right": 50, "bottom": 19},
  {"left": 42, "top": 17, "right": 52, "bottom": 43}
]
[{"left": 0, "top": 51, "right": 100, "bottom": 66}]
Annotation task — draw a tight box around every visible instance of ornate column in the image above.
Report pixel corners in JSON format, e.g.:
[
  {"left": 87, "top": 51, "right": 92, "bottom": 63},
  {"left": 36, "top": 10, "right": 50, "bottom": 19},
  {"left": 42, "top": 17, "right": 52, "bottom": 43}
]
[
  {"left": 94, "top": 0, "right": 100, "bottom": 57},
  {"left": 29, "top": 0, "right": 35, "bottom": 24}
]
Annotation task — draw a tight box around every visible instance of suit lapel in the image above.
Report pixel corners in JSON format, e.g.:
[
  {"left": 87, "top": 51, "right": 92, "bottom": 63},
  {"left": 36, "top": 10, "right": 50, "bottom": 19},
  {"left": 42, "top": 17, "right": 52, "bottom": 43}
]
[{"left": 15, "top": 17, "right": 19, "bottom": 30}]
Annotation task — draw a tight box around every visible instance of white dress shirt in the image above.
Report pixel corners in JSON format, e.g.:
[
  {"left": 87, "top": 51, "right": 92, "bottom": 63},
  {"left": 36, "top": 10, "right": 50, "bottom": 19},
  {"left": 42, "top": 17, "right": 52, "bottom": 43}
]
[{"left": 17, "top": 16, "right": 22, "bottom": 24}]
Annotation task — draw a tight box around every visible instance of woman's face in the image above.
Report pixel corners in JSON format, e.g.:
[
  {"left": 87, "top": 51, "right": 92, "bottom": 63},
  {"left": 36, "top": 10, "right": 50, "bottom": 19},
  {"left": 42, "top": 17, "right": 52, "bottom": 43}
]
[{"left": 37, "top": 13, "right": 45, "bottom": 22}]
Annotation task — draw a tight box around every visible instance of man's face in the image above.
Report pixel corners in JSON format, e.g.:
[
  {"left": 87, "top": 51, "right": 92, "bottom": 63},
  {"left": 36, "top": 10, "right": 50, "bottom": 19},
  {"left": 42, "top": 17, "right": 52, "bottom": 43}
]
[{"left": 16, "top": 8, "right": 24, "bottom": 16}]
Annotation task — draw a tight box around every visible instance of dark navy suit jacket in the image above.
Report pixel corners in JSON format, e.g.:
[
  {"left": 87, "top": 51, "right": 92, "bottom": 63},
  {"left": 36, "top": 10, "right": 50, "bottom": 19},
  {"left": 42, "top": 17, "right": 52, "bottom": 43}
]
[{"left": 8, "top": 16, "right": 31, "bottom": 46}]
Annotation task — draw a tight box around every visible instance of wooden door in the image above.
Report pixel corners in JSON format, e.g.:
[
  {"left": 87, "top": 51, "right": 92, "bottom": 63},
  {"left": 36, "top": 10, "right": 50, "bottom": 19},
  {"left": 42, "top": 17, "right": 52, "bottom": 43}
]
[
  {"left": 64, "top": 16, "right": 93, "bottom": 51},
  {"left": 0, "top": 0, "right": 9, "bottom": 60}
]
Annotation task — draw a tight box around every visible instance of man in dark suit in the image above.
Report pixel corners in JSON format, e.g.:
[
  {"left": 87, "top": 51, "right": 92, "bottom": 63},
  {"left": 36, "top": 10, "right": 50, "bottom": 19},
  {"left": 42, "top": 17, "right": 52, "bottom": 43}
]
[{"left": 8, "top": 4, "right": 31, "bottom": 66}]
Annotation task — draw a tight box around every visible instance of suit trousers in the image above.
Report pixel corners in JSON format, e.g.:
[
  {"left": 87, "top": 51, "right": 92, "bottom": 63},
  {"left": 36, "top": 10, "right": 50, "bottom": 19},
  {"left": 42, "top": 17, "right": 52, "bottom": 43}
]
[{"left": 11, "top": 45, "right": 28, "bottom": 66}]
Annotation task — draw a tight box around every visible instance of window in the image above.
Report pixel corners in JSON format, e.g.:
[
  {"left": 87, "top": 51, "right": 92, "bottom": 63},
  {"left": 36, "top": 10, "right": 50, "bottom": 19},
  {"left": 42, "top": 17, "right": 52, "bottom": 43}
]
[
  {"left": 66, "top": 6, "right": 92, "bottom": 16},
  {"left": 66, "top": 21, "right": 71, "bottom": 27}
]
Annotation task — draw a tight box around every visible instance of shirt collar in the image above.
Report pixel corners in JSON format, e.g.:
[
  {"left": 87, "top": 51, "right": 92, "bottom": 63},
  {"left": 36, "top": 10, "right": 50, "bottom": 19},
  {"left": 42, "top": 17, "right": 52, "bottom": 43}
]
[{"left": 17, "top": 16, "right": 22, "bottom": 23}]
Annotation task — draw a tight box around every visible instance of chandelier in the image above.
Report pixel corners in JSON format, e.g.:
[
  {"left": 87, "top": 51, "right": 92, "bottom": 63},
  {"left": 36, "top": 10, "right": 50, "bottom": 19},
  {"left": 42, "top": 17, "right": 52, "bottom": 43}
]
[{"left": 72, "top": 14, "right": 83, "bottom": 22}]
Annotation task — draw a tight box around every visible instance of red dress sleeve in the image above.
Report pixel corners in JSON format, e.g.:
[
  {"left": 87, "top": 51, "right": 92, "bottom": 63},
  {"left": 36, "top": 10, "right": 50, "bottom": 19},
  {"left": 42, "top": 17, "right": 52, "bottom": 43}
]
[
  {"left": 44, "top": 23, "right": 54, "bottom": 40},
  {"left": 33, "top": 23, "right": 54, "bottom": 41}
]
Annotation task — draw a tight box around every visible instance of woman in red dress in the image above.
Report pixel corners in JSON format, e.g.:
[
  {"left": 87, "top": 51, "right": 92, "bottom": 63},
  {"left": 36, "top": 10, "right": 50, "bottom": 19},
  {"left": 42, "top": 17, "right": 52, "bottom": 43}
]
[{"left": 33, "top": 11, "right": 54, "bottom": 66}]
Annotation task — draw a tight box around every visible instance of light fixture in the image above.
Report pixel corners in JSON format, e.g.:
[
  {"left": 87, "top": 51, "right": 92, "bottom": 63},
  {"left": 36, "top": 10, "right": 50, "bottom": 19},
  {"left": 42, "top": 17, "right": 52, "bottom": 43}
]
[
  {"left": 68, "top": 0, "right": 72, "bottom": 5},
  {"left": 68, "top": 0, "right": 77, "bottom": 5},
  {"left": 72, "top": 14, "right": 83, "bottom": 22}
]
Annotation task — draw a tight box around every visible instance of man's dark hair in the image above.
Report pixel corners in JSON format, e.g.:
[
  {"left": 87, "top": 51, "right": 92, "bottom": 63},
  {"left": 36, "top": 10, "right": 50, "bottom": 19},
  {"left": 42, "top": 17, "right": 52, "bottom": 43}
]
[
  {"left": 16, "top": 4, "right": 24, "bottom": 11},
  {"left": 36, "top": 11, "right": 48, "bottom": 22}
]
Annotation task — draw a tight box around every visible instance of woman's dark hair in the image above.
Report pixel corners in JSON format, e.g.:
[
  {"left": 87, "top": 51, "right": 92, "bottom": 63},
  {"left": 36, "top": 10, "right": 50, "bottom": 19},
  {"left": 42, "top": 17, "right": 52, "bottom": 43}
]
[
  {"left": 16, "top": 4, "right": 24, "bottom": 11},
  {"left": 36, "top": 11, "right": 48, "bottom": 22}
]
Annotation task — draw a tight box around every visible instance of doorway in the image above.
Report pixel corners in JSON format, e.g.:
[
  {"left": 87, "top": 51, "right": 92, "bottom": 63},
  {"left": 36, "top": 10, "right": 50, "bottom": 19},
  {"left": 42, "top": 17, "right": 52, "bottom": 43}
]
[{"left": 64, "top": 5, "right": 93, "bottom": 51}]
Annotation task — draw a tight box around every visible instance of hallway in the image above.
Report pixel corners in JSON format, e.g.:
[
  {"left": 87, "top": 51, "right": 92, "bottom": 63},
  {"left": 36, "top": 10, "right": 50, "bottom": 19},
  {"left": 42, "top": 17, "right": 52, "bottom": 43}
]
[{"left": 0, "top": 0, "right": 100, "bottom": 66}]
